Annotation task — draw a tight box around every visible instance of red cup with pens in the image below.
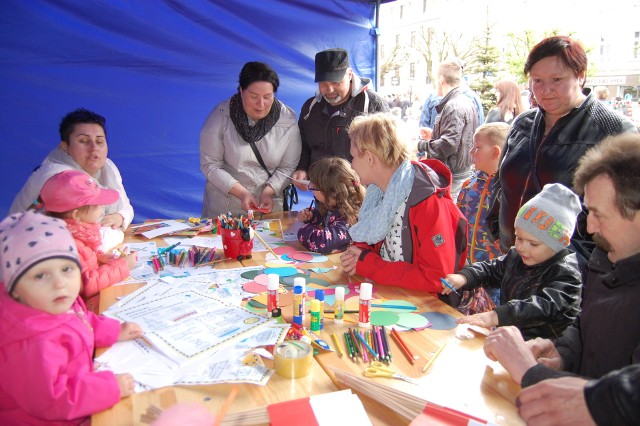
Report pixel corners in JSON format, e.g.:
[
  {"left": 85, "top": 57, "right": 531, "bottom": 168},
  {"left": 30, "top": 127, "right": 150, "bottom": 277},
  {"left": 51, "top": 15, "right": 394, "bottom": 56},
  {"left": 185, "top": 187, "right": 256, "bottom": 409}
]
[{"left": 219, "top": 213, "right": 254, "bottom": 260}]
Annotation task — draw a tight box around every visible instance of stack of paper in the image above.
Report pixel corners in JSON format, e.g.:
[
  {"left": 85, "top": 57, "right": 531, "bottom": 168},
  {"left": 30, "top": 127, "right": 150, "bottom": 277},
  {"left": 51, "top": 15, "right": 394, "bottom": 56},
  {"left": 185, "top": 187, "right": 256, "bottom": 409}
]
[
  {"left": 332, "top": 369, "right": 497, "bottom": 426},
  {"left": 222, "top": 389, "right": 372, "bottom": 425}
]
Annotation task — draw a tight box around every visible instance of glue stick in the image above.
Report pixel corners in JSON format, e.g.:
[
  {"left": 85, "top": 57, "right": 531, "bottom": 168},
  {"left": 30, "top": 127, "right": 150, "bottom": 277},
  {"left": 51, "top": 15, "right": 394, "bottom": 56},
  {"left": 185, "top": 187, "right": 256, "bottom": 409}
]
[
  {"left": 334, "top": 286, "right": 345, "bottom": 324},
  {"left": 315, "top": 289, "right": 325, "bottom": 330},
  {"left": 293, "top": 277, "right": 306, "bottom": 326},
  {"left": 310, "top": 299, "right": 321, "bottom": 332},
  {"left": 267, "top": 273, "right": 279, "bottom": 316},
  {"left": 293, "top": 285, "right": 303, "bottom": 326},
  {"left": 358, "top": 282, "right": 373, "bottom": 328}
]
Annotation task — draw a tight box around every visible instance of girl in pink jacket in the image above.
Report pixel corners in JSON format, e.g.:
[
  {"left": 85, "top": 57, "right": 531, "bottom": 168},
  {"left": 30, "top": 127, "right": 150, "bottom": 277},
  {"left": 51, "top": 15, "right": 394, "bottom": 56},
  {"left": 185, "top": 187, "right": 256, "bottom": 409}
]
[
  {"left": 40, "top": 170, "right": 137, "bottom": 312},
  {"left": 0, "top": 211, "right": 142, "bottom": 424}
]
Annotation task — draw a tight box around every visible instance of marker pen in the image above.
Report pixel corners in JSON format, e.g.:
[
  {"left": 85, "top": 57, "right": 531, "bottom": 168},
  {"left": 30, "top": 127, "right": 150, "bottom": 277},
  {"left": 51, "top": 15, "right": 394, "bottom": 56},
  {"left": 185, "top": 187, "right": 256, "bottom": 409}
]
[
  {"left": 358, "top": 282, "right": 372, "bottom": 328},
  {"left": 267, "top": 273, "right": 279, "bottom": 316},
  {"left": 334, "top": 286, "right": 345, "bottom": 324}
]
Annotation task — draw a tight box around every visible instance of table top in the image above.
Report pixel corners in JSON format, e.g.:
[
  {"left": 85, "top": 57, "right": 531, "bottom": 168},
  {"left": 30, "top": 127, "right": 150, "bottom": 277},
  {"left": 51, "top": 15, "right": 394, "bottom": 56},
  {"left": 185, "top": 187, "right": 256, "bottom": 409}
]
[{"left": 92, "top": 212, "right": 522, "bottom": 425}]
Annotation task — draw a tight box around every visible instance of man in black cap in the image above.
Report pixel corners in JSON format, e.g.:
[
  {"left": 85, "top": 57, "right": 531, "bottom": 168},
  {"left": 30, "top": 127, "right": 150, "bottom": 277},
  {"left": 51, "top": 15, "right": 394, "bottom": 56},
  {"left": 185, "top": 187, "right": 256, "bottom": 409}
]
[{"left": 292, "top": 48, "right": 388, "bottom": 187}]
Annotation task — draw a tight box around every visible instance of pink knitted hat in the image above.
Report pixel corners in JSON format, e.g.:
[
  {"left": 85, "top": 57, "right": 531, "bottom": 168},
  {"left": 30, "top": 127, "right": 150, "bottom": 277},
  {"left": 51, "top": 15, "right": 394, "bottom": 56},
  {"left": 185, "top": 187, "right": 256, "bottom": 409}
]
[{"left": 0, "top": 211, "right": 79, "bottom": 293}]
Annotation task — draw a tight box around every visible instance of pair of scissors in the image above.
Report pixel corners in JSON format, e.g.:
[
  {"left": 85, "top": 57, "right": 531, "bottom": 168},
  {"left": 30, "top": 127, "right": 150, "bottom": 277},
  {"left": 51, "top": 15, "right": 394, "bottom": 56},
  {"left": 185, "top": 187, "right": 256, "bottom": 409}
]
[{"left": 363, "top": 361, "right": 420, "bottom": 385}]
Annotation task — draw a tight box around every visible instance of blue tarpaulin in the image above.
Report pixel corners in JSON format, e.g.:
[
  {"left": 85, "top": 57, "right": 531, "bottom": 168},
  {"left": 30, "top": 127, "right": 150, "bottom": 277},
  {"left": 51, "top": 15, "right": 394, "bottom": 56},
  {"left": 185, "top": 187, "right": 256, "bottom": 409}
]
[{"left": 0, "top": 0, "right": 380, "bottom": 221}]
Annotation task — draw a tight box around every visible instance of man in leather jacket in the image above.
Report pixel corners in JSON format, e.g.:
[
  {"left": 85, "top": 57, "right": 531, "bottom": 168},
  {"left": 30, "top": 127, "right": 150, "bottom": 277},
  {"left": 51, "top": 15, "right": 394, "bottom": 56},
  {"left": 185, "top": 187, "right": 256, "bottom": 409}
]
[{"left": 483, "top": 133, "right": 640, "bottom": 425}]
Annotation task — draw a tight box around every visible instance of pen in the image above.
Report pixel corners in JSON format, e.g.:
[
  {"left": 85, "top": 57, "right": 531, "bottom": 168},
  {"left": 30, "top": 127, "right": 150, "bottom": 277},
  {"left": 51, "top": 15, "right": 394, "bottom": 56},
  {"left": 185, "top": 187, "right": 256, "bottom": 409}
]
[
  {"left": 355, "top": 330, "right": 378, "bottom": 360},
  {"left": 158, "top": 241, "right": 181, "bottom": 255},
  {"left": 331, "top": 332, "right": 344, "bottom": 358},
  {"left": 371, "top": 303, "right": 417, "bottom": 310},
  {"left": 422, "top": 341, "right": 448, "bottom": 373},
  {"left": 439, "top": 277, "right": 460, "bottom": 296}
]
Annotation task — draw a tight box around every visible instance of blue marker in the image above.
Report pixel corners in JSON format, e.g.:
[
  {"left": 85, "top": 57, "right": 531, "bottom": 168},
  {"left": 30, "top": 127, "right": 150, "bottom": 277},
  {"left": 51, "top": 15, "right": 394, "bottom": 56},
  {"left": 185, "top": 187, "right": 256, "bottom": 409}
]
[{"left": 440, "top": 278, "right": 460, "bottom": 296}]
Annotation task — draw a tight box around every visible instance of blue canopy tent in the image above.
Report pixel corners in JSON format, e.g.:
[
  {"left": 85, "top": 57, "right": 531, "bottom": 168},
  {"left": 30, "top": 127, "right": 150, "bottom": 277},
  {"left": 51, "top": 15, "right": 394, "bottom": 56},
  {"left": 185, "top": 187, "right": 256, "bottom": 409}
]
[{"left": 0, "top": 0, "right": 386, "bottom": 221}]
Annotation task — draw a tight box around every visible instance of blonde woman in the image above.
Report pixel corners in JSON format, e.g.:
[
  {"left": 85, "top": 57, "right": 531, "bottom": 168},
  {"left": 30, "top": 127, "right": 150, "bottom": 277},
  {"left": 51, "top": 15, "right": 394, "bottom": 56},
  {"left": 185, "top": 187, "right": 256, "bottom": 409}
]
[{"left": 340, "top": 113, "right": 467, "bottom": 294}]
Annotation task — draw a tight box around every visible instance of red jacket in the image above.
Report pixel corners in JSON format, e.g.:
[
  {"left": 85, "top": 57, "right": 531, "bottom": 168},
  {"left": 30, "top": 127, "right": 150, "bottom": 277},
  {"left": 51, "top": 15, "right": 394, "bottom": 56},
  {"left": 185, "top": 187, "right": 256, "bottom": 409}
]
[
  {"left": 68, "top": 223, "right": 130, "bottom": 301},
  {"left": 355, "top": 159, "right": 467, "bottom": 292}
]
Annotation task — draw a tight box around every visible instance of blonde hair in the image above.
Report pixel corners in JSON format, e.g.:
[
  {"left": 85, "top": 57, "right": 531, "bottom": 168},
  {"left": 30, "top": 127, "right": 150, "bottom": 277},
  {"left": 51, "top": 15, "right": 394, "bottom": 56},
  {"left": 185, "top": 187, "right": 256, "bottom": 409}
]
[
  {"left": 494, "top": 80, "right": 525, "bottom": 120},
  {"left": 474, "top": 122, "right": 510, "bottom": 149},
  {"left": 308, "top": 157, "right": 365, "bottom": 225},
  {"left": 593, "top": 86, "right": 609, "bottom": 101},
  {"left": 348, "top": 113, "right": 409, "bottom": 169}
]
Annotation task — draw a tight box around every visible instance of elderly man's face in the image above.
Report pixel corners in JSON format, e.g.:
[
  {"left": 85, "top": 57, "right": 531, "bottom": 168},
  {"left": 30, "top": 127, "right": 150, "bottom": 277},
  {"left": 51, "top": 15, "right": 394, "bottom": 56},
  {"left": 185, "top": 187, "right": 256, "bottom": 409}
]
[
  {"left": 584, "top": 174, "right": 640, "bottom": 263},
  {"left": 318, "top": 69, "right": 352, "bottom": 106}
]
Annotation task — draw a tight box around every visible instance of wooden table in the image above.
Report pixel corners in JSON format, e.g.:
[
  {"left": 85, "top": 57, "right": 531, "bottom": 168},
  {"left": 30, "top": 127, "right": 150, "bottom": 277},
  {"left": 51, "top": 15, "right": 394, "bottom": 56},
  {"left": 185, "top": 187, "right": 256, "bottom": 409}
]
[{"left": 92, "top": 212, "right": 522, "bottom": 425}]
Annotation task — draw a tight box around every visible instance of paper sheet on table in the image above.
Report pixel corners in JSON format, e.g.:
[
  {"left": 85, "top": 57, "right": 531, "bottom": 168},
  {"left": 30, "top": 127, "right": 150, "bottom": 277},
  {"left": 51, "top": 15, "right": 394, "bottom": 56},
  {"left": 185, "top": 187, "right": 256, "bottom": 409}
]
[
  {"left": 107, "top": 289, "right": 270, "bottom": 364},
  {"left": 139, "top": 220, "right": 192, "bottom": 239},
  {"left": 96, "top": 323, "right": 287, "bottom": 388},
  {"left": 125, "top": 242, "right": 157, "bottom": 262},
  {"left": 163, "top": 235, "right": 222, "bottom": 249}
]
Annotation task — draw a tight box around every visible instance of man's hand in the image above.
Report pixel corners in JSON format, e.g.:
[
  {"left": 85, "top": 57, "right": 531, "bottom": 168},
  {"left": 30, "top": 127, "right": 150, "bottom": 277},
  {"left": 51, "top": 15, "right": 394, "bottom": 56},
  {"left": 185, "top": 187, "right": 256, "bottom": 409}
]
[
  {"left": 483, "top": 326, "right": 538, "bottom": 384},
  {"left": 517, "top": 377, "right": 595, "bottom": 426},
  {"left": 419, "top": 127, "right": 433, "bottom": 140},
  {"left": 527, "top": 337, "right": 564, "bottom": 371}
]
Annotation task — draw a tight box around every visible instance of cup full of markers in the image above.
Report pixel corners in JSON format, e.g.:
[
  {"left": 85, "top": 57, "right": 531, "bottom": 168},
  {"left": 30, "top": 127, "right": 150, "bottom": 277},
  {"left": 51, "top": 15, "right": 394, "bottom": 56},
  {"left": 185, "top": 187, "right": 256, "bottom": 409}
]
[
  {"left": 150, "top": 242, "right": 222, "bottom": 273},
  {"left": 218, "top": 212, "right": 255, "bottom": 260}
]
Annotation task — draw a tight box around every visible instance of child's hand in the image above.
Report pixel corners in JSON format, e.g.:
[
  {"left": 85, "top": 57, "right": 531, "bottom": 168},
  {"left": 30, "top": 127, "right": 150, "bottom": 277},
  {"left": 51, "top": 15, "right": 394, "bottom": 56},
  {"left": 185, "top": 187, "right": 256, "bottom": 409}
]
[
  {"left": 97, "top": 252, "right": 113, "bottom": 264},
  {"left": 457, "top": 310, "right": 498, "bottom": 328},
  {"left": 441, "top": 273, "right": 466, "bottom": 295},
  {"left": 119, "top": 321, "right": 143, "bottom": 341},
  {"left": 124, "top": 252, "right": 138, "bottom": 270},
  {"left": 298, "top": 208, "right": 312, "bottom": 222},
  {"left": 116, "top": 373, "right": 135, "bottom": 398}
]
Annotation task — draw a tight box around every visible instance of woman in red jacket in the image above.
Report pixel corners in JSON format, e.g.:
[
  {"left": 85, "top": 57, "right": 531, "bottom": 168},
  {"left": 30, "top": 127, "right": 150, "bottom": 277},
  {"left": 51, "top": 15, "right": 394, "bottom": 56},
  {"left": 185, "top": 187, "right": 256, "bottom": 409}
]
[{"left": 340, "top": 113, "right": 467, "bottom": 293}]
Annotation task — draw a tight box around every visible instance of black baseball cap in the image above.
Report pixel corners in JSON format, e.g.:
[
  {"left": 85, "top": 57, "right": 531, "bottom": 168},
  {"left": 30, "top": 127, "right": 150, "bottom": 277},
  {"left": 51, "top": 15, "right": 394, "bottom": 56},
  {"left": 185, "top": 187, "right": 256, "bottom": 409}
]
[{"left": 315, "top": 48, "right": 349, "bottom": 83}]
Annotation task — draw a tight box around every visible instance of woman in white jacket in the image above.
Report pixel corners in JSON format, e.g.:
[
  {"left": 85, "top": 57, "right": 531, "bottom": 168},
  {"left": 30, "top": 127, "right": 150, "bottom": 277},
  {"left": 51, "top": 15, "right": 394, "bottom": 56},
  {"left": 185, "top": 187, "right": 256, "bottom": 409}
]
[
  {"left": 10, "top": 108, "right": 133, "bottom": 250},
  {"left": 200, "top": 62, "right": 301, "bottom": 217}
]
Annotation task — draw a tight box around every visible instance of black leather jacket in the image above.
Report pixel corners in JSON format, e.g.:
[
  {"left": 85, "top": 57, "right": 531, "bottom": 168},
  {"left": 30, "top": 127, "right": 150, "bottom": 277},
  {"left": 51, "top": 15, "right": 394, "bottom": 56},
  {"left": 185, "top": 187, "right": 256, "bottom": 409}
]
[
  {"left": 458, "top": 248, "right": 582, "bottom": 340},
  {"left": 521, "top": 248, "right": 640, "bottom": 425},
  {"left": 495, "top": 94, "right": 637, "bottom": 251}
]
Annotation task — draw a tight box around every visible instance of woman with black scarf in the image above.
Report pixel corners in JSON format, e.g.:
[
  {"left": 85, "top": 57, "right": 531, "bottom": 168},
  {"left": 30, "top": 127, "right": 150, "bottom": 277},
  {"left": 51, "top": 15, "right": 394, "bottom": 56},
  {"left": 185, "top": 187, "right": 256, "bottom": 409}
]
[{"left": 200, "top": 62, "right": 301, "bottom": 217}]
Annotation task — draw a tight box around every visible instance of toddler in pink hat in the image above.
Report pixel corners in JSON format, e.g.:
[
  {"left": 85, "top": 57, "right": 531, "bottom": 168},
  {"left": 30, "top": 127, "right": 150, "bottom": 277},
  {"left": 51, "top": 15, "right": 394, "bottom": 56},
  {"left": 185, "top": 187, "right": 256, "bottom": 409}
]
[
  {"left": 0, "top": 210, "right": 142, "bottom": 424},
  {"left": 40, "top": 170, "right": 137, "bottom": 312}
]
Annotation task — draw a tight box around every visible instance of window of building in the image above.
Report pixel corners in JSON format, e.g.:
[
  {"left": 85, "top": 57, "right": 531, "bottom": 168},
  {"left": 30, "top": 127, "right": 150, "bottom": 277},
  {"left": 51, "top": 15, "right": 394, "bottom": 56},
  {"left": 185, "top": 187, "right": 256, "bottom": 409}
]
[
  {"left": 411, "top": 31, "right": 416, "bottom": 46},
  {"left": 395, "top": 66, "right": 400, "bottom": 78},
  {"left": 400, "top": 5, "right": 404, "bottom": 19},
  {"left": 410, "top": 63, "right": 416, "bottom": 78},
  {"left": 395, "top": 34, "right": 400, "bottom": 47}
]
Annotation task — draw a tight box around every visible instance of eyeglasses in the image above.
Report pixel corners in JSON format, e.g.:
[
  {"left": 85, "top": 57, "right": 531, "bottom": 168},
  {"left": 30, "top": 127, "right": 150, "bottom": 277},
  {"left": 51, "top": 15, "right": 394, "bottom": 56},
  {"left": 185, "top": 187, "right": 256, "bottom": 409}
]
[{"left": 308, "top": 186, "right": 322, "bottom": 192}]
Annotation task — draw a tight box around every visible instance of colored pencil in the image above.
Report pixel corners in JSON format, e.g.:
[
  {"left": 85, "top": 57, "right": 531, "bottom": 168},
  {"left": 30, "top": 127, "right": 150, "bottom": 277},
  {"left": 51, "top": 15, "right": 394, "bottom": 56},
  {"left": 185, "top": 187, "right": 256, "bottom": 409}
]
[
  {"left": 390, "top": 328, "right": 417, "bottom": 365},
  {"left": 422, "top": 341, "right": 448, "bottom": 373}
]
